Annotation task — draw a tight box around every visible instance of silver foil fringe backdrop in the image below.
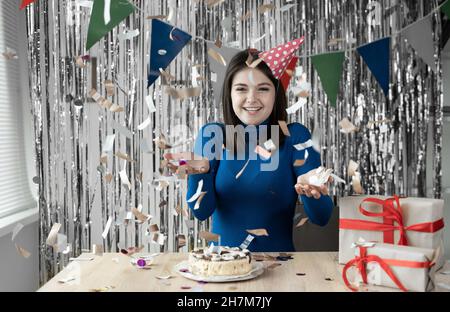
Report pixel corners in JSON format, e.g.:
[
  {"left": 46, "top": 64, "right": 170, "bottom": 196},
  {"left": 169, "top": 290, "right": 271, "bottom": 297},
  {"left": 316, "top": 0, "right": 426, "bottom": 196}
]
[{"left": 24, "top": 0, "right": 443, "bottom": 284}]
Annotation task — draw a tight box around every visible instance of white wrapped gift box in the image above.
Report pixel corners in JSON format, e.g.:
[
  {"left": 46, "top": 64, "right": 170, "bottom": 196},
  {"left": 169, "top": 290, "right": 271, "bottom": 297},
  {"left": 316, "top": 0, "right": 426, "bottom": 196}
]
[
  {"left": 342, "top": 242, "right": 438, "bottom": 292},
  {"left": 339, "top": 195, "right": 445, "bottom": 268}
]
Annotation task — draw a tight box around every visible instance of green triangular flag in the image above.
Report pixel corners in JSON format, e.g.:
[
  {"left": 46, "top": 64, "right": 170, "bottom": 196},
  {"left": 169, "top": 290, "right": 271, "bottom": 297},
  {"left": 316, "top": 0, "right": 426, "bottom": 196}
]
[
  {"left": 86, "top": 0, "right": 135, "bottom": 50},
  {"left": 442, "top": 0, "right": 450, "bottom": 19},
  {"left": 311, "top": 51, "right": 345, "bottom": 107}
]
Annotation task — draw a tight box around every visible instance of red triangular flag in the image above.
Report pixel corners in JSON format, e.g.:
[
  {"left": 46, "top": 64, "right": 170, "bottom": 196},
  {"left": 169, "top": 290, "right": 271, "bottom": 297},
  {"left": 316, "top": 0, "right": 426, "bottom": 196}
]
[
  {"left": 279, "top": 56, "right": 298, "bottom": 91},
  {"left": 20, "top": 0, "right": 36, "bottom": 10}
]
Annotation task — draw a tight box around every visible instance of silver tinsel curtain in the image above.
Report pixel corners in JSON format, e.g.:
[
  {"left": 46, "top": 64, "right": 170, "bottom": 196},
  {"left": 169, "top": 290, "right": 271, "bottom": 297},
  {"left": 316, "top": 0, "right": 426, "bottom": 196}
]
[{"left": 24, "top": 0, "right": 443, "bottom": 284}]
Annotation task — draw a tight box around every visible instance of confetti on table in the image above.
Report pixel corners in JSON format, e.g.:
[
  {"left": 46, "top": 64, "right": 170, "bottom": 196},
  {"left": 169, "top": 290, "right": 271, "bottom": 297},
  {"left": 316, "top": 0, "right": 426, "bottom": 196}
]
[
  {"left": 296, "top": 273, "right": 306, "bottom": 276},
  {"left": 339, "top": 118, "right": 359, "bottom": 134}
]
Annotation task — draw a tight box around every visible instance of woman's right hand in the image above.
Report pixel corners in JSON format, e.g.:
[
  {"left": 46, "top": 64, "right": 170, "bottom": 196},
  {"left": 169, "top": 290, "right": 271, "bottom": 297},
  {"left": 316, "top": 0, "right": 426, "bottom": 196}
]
[{"left": 162, "top": 152, "right": 210, "bottom": 175}]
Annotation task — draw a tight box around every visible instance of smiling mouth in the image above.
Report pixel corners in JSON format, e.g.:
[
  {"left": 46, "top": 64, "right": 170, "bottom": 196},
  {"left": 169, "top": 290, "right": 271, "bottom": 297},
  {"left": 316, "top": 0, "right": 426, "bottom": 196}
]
[{"left": 243, "top": 107, "right": 263, "bottom": 112}]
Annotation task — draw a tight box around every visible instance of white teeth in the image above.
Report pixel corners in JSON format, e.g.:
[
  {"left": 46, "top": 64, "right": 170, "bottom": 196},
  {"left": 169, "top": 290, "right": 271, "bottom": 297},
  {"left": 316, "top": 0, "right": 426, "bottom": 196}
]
[{"left": 244, "top": 107, "right": 262, "bottom": 112}]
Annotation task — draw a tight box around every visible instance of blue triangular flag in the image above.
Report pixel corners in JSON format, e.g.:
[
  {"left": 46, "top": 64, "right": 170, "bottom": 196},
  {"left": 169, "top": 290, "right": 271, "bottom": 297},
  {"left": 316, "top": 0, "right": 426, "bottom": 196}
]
[
  {"left": 148, "top": 19, "right": 192, "bottom": 88},
  {"left": 357, "top": 37, "right": 390, "bottom": 96}
]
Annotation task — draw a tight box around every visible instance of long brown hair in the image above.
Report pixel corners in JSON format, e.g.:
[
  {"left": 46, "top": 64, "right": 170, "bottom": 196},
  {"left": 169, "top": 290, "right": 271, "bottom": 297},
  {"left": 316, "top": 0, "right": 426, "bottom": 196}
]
[{"left": 221, "top": 49, "right": 288, "bottom": 148}]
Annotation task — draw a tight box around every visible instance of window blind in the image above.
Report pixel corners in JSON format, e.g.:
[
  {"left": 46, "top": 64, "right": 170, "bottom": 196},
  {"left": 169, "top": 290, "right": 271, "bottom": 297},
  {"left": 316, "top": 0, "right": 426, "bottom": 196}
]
[{"left": 0, "top": 0, "right": 36, "bottom": 218}]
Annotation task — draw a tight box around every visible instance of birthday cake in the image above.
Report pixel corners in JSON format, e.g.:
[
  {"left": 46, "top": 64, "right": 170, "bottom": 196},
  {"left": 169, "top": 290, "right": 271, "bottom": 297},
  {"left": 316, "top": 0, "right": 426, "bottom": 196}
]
[{"left": 188, "top": 246, "right": 252, "bottom": 277}]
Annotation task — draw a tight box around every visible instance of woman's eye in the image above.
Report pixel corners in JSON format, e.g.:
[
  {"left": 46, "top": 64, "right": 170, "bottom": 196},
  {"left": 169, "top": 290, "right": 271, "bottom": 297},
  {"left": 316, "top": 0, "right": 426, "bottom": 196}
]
[
  {"left": 258, "top": 88, "right": 270, "bottom": 92},
  {"left": 235, "top": 88, "right": 247, "bottom": 92}
]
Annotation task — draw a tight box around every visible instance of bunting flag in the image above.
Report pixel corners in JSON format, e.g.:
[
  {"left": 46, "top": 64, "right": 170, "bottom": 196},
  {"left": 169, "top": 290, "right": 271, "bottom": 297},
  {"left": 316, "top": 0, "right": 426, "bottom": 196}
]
[
  {"left": 20, "top": 0, "right": 35, "bottom": 10},
  {"left": 357, "top": 37, "right": 391, "bottom": 96},
  {"left": 442, "top": 0, "right": 450, "bottom": 19},
  {"left": 402, "top": 16, "right": 436, "bottom": 72},
  {"left": 311, "top": 52, "right": 345, "bottom": 107},
  {"left": 205, "top": 41, "right": 240, "bottom": 106},
  {"left": 148, "top": 19, "right": 192, "bottom": 88},
  {"left": 86, "top": 0, "right": 135, "bottom": 50}
]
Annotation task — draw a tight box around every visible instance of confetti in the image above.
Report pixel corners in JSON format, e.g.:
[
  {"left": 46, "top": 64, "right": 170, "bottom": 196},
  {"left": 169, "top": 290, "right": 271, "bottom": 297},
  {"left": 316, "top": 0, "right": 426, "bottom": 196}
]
[
  {"left": 199, "top": 231, "right": 220, "bottom": 242},
  {"left": 117, "top": 29, "right": 140, "bottom": 40},
  {"left": 159, "top": 68, "right": 176, "bottom": 81},
  {"left": 255, "top": 145, "right": 271, "bottom": 159},
  {"left": 114, "top": 152, "right": 135, "bottom": 162},
  {"left": 148, "top": 224, "right": 159, "bottom": 232},
  {"left": 146, "top": 14, "right": 167, "bottom": 19},
  {"left": 165, "top": 86, "right": 201, "bottom": 100},
  {"left": 181, "top": 286, "right": 192, "bottom": 290},
  {"left": 330, "top": 173, "right": 346, "bottom": 185},
  {"left": 267, "top": 263, "right": 282, "bottom": 269},
  {"left": 58, "top": 276, "right": 76, "bottom": 284},
  {"left": 246, "top": 229, "right": 269, "bottom": 236},
  {"left": 152, "top": 232, "right": 166, "bottom": 245},
  {"left": 12, "top": 223, "right": 24, "bottom": 242},
  {"left": 69, "top": 257, "right": 94, "bottom": 261},
  {"left": 247, "top": 58, "right": 264, "bottom": 69},
  {"left": 101, "top": 135, "right": 115, "bottom": 154},
  {"left": 194, "top": 192, "right": 207, "bottom": 210},
  {"left": 75, "top": 55, "right": 87, "bottom": 68},
  {"left": 214, "top": 33, "right": 222, "bottom": 48},
  {"left": 235, "top": 159, "right": 251, "bottom": 179},
  {"left": 293, "top": 159, "right": 305, "bottom": 167},
  {"left": 207, "top": 48, "right": 227, "bottom": 66},
  {"left": 92, "top": 244, "right": 103, "bottom": 256},
  {"left": 296, "top": 273, "right": 306, "bottom": 276},
  {"left": 309, "top": 167, "right": 333, "bottom": 187},
  {"left": 101, "top": 217, "right": 113, "bottom": 239},
  {"left": 352, "top": 172, "right": 364, "bottom": 194},
  {"left": 187, "top": 180, "right": 204, "bottom": 203},
  {"left": 177, "top": 234, "right": 186, "bottom": 249},
  {"left": 296, "top": 217, "right": 309, "bottom": 228},
  {"left": 15, "top": 244, "right": 31, "bottom": 258},
  {"left": 89, "top": 286, "right": 115, "bottom": 292},
  {"left": 347, "top": 160, "right": 359, "bottom": 177},
  {"left": 258, "top": 4, "right": 275, "bottom": 14},
  {"left": 2, "top": 47, "right": 18, "bottom": 60},
  {"left": 46, "top": 223, "right": 61, "bottom": 246},
  {"left": 263, "top": 139, "right": 277, "bottom": 152},
  {"left": 294, "top": 139, "right": 313, "bottom": 151},
  {"left": 104, "top": 80, "right": 115, "bottom": 96},
  {"left": 286, "top": 98, "right": 307, "bottom": 115},
  {"left": 131, "top": 207, "right": 152, "bottom": 223},
  {"left": 339, "top": 118, "right": 359, "bottom": 134},
  {"left": 278, "top": 121, "right": 291, "bottom": 136},
  {"left": 105, "top": 173, "right": 113, "bottom": 183},
  {"left": 239, "top": 234, "right": 255, "bottom": 250},
  {"left": 155, "top": 274, "right": 173, "bottom": 280},
  {"left": 120, "top": 245, "right": 144, "bottom": 256},
  {"left": 279, "top": 3, "right": 297, "bottom": 12}
]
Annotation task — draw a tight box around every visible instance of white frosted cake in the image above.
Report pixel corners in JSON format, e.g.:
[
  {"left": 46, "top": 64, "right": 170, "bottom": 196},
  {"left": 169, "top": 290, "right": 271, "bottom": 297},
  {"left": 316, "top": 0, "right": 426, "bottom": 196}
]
[{"left": 188, "top": 246, "right": 252, "bottom": 277}]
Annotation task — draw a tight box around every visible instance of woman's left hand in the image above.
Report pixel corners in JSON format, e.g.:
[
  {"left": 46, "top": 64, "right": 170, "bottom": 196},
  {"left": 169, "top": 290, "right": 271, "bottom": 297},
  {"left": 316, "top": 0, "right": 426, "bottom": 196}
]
[{"left": 295, "top": 169, "right": 332, "bottom": 199}]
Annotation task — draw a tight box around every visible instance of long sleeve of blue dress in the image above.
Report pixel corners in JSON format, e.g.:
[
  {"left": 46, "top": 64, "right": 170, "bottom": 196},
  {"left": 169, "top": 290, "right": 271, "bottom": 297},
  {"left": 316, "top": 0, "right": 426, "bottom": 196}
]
[{"left": 187, "top": 122, "right": 334, "bottom": 252}]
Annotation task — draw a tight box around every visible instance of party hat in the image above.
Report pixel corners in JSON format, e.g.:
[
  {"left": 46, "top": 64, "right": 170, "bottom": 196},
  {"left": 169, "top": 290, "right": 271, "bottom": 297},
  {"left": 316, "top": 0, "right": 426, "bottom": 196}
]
[{"left": 258, "top": 37, "right": 304, "bottom": 90}]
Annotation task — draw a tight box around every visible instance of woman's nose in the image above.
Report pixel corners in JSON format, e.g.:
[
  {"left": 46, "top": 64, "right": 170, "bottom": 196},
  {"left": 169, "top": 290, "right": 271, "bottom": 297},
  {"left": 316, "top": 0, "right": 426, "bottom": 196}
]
[{"left": 246, "top": 90, "right": 257, "bottom": 102}]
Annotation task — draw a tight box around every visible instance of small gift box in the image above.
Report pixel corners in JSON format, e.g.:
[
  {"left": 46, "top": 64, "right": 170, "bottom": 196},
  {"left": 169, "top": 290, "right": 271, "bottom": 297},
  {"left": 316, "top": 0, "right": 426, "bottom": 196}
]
[
  {"left": 339, "top": 195, "right": 445, "bottom": 268},
  {"left": 342, "top": 241, "right": 438, "bottom": 292}
]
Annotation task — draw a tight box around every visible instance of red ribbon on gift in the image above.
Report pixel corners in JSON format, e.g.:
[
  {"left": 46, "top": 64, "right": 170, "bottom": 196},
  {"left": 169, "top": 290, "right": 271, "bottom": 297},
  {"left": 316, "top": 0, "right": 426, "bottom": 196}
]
[
  {"left": 342, "top": 245, "right": 434, "bottom": 292},
  {"left": 339, "top": 195, "right": 445, "bottom": 245}
]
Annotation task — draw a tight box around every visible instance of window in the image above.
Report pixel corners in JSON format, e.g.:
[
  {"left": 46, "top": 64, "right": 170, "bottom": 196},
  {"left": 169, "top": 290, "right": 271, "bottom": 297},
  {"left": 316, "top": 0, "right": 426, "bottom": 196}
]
[{"left": 0, "top": 0, "right": 36, "bottom": 218}]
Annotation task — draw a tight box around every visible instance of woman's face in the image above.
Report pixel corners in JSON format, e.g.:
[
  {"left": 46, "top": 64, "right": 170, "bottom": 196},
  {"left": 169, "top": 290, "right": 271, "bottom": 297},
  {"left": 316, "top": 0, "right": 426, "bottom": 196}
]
[{"left": 231, "top": 67, "right": 276, "bottom": 126}]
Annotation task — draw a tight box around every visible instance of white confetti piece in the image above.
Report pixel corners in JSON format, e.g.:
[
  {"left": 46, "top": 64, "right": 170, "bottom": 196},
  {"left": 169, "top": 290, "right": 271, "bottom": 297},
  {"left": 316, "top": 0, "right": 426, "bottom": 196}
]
[
  {"left": 118, "top": 29, "right": 140, "bottom": 40},
  {"left": 187, "top": 179, "right": 204, "bottom": 203},
  {"left": 102, "top": 216, "right": 113, "bottom": 239},
  {"left": 286, "top": 98, "right": 307, "bottom": 115},
  {"left": 294, "top": 139, "right": 313, "bottom": 151},
  {"left": 12, "top": 223, "right": 24, "bottom": 242}
]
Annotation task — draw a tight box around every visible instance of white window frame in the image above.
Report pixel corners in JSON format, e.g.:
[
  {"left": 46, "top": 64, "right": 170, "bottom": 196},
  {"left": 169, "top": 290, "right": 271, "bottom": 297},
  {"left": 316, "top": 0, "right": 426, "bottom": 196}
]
[{"left": 0, "top": 0, "right": 37, "bottom": 226}]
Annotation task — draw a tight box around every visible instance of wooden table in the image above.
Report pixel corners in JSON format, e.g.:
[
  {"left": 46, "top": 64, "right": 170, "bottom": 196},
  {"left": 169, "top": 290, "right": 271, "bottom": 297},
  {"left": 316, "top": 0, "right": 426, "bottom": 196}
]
[{"left": 38, "top": 252, "right": 400, "bottom": 292}]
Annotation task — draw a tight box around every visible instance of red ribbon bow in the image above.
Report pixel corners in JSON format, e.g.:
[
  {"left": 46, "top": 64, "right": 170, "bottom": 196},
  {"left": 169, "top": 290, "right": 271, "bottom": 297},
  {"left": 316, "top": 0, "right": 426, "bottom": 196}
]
[
  {"left": 342, "top": 246, "right": 433, "bottom": 292},
  {"left": 339, "top": 195, "right": 444, "bottom": 246}
]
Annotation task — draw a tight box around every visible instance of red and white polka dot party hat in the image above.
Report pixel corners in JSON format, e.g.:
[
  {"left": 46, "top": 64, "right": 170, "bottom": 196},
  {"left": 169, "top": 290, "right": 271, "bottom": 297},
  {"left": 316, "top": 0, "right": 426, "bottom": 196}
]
[{"left": 258, "top": 37, "right": 305, "bottom": 90}]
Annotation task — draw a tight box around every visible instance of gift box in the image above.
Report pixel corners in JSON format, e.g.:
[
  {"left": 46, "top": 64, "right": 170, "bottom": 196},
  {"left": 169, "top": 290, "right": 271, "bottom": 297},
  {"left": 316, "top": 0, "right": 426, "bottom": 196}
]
[
  {"left": 339, "top": 195, "right": 445, "bottom": 268},
  {"left": 342, "top": 242, "right": 438, "bottom": 292},
  {"left": 435, "top": 261, "right": 450, "bottom": 292}
]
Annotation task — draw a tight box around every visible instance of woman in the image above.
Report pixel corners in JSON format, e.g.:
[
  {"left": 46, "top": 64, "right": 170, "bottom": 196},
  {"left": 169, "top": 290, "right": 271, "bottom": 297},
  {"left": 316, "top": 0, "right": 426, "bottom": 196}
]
[{"left": 164, "top": 49, "right": 333, "bottom": 252}]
